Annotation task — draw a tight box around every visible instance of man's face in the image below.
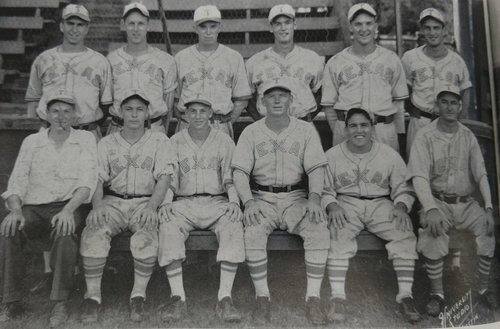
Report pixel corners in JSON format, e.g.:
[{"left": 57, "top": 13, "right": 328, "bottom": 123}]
[
  {"left": 349, "top": 13, "right": 377, "bottom": 46},
  {"left": 421, "top": 18, "right": 445, "bottom": 47},
  {"left": 270, "top": 15, "right": 295, "bottom": 44},
  {"left": 120, "top": 97, "right": 148, "bottom": 129},
  {"left": 262, "top": 88, "right": 292, "bottom": 118},
  {"left": 47, "top": 101, "right": 76, "bottom": 130},
  {"left": 345, "top": 113, "right": 373, "bottom": 149},
  {"left": 124, "top": 11, "right": 149, "bottom": 45},
  {"left": 60, "top": 17, "right": 89, "bottom": 46},
  {"left": 437, "top": 93, "right": 461, "bottom": 123},
  {"left": 185, "top": 103, "right": 212, "bottom": 129},
  {"left": 195, "top": 21, "right": 221, "bottom": 46}
]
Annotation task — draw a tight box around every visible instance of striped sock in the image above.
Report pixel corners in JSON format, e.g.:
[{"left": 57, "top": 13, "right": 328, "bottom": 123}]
[
  {"left": 477, "top": 256, "right": 492, "bottom": 294},
  {"left": 393, "top": 258, "right": 415, "bottom": 302},
  {"left": 425, "top": 258, "right": 444, "bottom": 298},
  {"left": 305, "top": 250, "right": 327, "bottom": 300},
  {"left": 450, "top": 250, "right": 461, "bottom": 270},
  {"left": 82, "top": 256, "right": 106, "bottom": 303},
  {"left": 130, "top": 257, "right": 156, "bottom": 299},
  {"left": 218, "top": 261, "right": 238, "bottom": 301},
  {"left": 246, "top": 249, "right": 269, "bottom": 298},
  {"left": 327, "top": 258, "right": 349, "bottom": 300},
  {"left": 166, "top": 260, "right": 185, "bottom": 300}
]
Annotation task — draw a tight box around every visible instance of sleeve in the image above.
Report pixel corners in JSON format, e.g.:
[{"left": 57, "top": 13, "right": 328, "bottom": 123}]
[
  {"left": 99, "top": 56, "right": 113, "bottom": 105},
  {"left": 154, "top": 135, "right": 176, "bottom": 181},
  {"left": 401, "top": 52, "right": 413, "bottom": 86},
  {"left": 245, "top": 57, "right": 257, "bottom": 94},
  {"left": 469, "top": 134, "right": 488, "bottom": 184},
  {"left": 231, "top": 54, "right": 252, "bottom": 100},
  {"left": 389, "top": 150, "right": 415, "bottom": 210},
  {"left": 321, "top": 160, "right": 338, "bottom": 210},
  {"left": 406, "top": 133, "right": 432, "bottom": 183},
  {"left": 391, "top": 55, "right": 409, "bottom": 101},
  {"left": 220, "top": 137, "right": 236, "bottom": 186},
  {"left": 303, "top": 126, "right": 328, "bottom": 174},
  {"left": 310, "top": 55, "right": 325, "bottom": 93},
  {"left": 163, "top": 55, "right": 178, "bottom": 94},
  {"left": 458, "top": 58, "right": 472, "bottom": 91},
  {"left": 1, "top": 137, "right": 34, "bottom": 203},
  {"left": 25, "top": 57, "right": 43, "bottom": 101},
  {"left": 231, "top": 127, "right": 255, "bottom": 175},
  {"left": 76, "top": 135, "right": 99, "bottom": 203},
  {"left": 97, "top": 139, "right": 111, "bottom": 183},
  {"left": 320, "top": 59, "right": 339, "bottom": 106},
  {"left": 174, "top": 54, "right": 183, "bottom": 101}
]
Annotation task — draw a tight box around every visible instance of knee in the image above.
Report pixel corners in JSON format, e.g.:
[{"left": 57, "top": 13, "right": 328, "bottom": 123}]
[
  {"left": 244, "top": 225, "right": 269, "bottom": 250},
  {"left": 130, "top": 230, "right": 158, "bottom": 259}
]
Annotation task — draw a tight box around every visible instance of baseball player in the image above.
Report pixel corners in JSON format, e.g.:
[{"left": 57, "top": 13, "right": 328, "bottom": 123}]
[
  {"left": 107, "top": 2, "right": 177, "bottom": 135},
  {"left": 79, "top": 90, "right": 174, "bottom": 323},
  {"left": 245, "top": 4, "right": 324, "bottom": 121},
  {"left": 323, "top": 108, "right": 421, "bottom": 324},
  {"left": 232, "top": 78, "right": 330, "bottom": 325},
  {"left": 0, "top": 93, "right": 98, "bottom": 327},
  {"left": 25, "top": 4, "right": 112, "bottom": 140},
  {"left": 321, "top": 3, "right": 408, "bottom": 151},
  {"left": 407, "top": 85, "right": 496, "bottom": 316},
  {"left": 174, "top": 5, "right": 252, "bottom": 138},
  {"left": 158, "top": 96, "right": 245, "bottom": 323}
]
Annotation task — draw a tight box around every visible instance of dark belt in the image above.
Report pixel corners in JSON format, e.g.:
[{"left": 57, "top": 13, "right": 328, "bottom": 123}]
[
  {"left": 40, "top": 119, "right": 100, "bottom": 131},
  {"left": 176, "top": 193, "right": 227, "bottom": 199},
  {"left": 104, "top": 188, "right": 151, "bottom": 200},
  {"left": 339, "top": 194, "right": 389, "bottom": 200},
  {"left": 335, "top": 109, "right": 348, "bottom": 121},
  {"left": 335, "top": 110, "right": 394, "bottom": 124},
  {"left": 432, "top": 192, "right": 470, "bottom": 204},
  {"left": 299, "top": 113, "right": 312, "bottom": 122},
  {"left": 111, "top": 115, "right": 163, "bottom": 127},
  {"left": 210, "top": 112, "right": 232, "bottom": 124},
  {"left": 253, "top": 183, "right": 304, "bottom": 193},
  {"left": 410, "top": 108, "right": 438, "bottom": 121}
]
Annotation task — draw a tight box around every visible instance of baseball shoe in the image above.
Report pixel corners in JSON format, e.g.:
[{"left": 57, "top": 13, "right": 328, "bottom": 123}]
[
  {"left": 326, "top": 298, "right": 347, "bottom": 323},
  {"left": 49, "top": 301, "right": 68, "bottom": 328},
  {"left": 252, "top": 296, "right": 271, "bottom": 325},
  {"left": 399, "top": 297, "right": 422, "bottom": 323},
  {"left": 81, "top": 298, "right": 100, "bottom": 324},
  {"left": 161, "top": 295, "right": 187, "bottom": 322},
  {"left": 476, "top": 290, "right": 498, "bottom": 310},
  {"left": 305, "top": 296, "right": 325, "bottom": 325},
  {"left": 0, "top": 301, "right": 25, "bottom": 322},
  {"left": 216, "top": 296, "right": 241, "bottom": 323},
  {"left": 426, "top": 294, "right": 445, "bottom": 317},
  {"left": 30, "top": 272, "right": 52, "bottom": 294},
  {"left": 130, "top": 297, "right": 145, "bottom": 322}
]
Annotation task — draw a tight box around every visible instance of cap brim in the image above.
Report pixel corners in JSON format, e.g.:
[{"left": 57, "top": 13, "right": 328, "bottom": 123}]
[
  {"left": 263, "top": 85, "right": 292, "bottom": 94},
  {"left": 63, "top": 14, "right": 90, "bottom": 22},
  {"left": 269, "top": 13, "right": 294, "bottom": 22},
  {"left": 419, "top": 15, "right": 444, "bottom": 24},
  {"left": 47, "top": 97, "right": 75, "bottom": 106},
  {"left": 195, "top": 17, "right": 221, "bottom": 25},
  {"left": 349, "top": 9, "right": 377, "bottom": 21},
  {"left": 185, "top": 99, "right": 212, "bottom": 108},
  {"left": 123, "top": 8, "right": 149, "bottom": 18},
  {"left": 437, "top": 90, "right": 461, "bottom": 99}
]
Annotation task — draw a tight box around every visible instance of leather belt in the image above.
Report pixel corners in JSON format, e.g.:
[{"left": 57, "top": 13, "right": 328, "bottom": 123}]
[
  {"left": 104, "top": 188, "right": 151, "bottom": 200},
  {"left": 432, "top": 192, "right": 470, "bottom": 204},
  {"left": 339, "top": 194, "right": 389, "bottom": 200},
  {"left": 111, "top": 115, "right": 163, "bottom": 127},
  {"left": 253, "top": 183, "right": 304, "bottom": 193},
  {"left": 176, "top": 193, "right": 227, "bottom": 199},
  {"left": 410, "top": 108, "right": 438, "bottom": 121},
  {"left": 210, "top": 112, "right": 232, "bottom": 124}
]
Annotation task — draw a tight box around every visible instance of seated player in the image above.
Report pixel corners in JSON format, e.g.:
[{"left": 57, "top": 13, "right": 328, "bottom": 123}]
[
  {"left": 0, "top": 93, "right": 98, "bottom": 327},
  {"left": 323, "top": 108, "right": 421, "bottom": 324},
  {"left": 79, "top": 90, "right": 174, "bottom": 323},
  {"left": 407, "top": 85, "right": 496, "bottom": 316},
  {"left": 158, "top": 96, "right": 245, "bottom": 323},
  {"left": 232, "top": 78, "right": 330, "bottom": 325}
]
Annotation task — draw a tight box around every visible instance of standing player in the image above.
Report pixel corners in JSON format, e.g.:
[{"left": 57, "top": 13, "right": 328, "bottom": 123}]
[
  {"left": 232, "top": 79, "right": 330, "bottom": 325},
  {"left": 174, "top": 5, "right": 252, "bottom": 138},
  {"left": 321, "top": 3, "right": 408, "bottom": 151},
  {"left": 158, "top": 96, "right": 245, "bottom": 323},
  {"left": 407, "top": 85, "right": 496, "bottom": 316},
  {"left": 323, "top": 108, "right": 421, "bottom": 324},
  {"left": 0, "top": 93, "right": 98, "bottom": 327},
  {"left": 79, "top": 90, "right": 174, "bottom": 323},
  {"left": 245, "top": 4, "right": 324, "bottom": 121},
  {"left": 107, "top": 2, "right": 177, "bottom": 135},
  {"left": 25, "top": 4, "right": 112, "bottom": 140}
]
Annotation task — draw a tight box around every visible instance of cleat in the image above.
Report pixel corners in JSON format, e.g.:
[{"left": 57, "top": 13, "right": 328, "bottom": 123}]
[
  {"left": 49, "top": 301, "right": 68, "bottom": 328},
  {"left": 476, "top": 290, "right": 497, "bottom": 310},
  {"left": 0, "top": 301, "right": 25, "bottom": 322},
  {"left": 305, "top": 296, "right": 325, "bottom": 325},
  {"left": 81, "top": 298, "right": 100, "bottom": 324},
  {"left": 216, "top": 297, "right": 241, "bottom": 323},
  {"left": 399, "top": 297, "right": 422, "bottom": 323},
  {"left": 253, "top": 296, "right": 271, "bottom": 325},
  {"left": 426, "top": 294, "right": 445, "bottom": 317},
  {"left": 326, "top": 297, "right": 347, "bottom": 323},
  {"left": 130, "top": 297, "right": 145, "bottom": 322},
  {"left": 161, "top": 295, "right": 187, "bottom": 322}
]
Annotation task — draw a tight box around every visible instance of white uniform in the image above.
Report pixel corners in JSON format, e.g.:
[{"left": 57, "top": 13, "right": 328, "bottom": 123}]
[
  {"left": 245, "top": 46, "right": 324, "bottom": 119},
  {"left": 321, "top": 46, "right": 408, "bottom": 150},
  {"left": 402, "top": 46, "right": 471, "bottom": 155},
  {"left": 174, "top": 44, "right": 252, "bottom": 136},
  {"left": 25, "top": 46, "right": 113, "bottom": 128},
  {"left": 107, "top": 46, "right": 178, "bottom": 134},
  {"left": 158, "top": 129, "right": 244, "bottom": 266}
]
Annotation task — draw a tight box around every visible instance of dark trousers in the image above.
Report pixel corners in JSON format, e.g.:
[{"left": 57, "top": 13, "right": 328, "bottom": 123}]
[{"left": 0, "top": 201, "right": 88, "bottom": 303}]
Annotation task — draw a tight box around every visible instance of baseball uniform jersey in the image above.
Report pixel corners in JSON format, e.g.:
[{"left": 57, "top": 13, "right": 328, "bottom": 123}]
[
  {"left": 245, "top": 46, "right": 324, "bottom": 118},
  {"left": 25, "top": 46, "right": 113, "bottom": 125}
]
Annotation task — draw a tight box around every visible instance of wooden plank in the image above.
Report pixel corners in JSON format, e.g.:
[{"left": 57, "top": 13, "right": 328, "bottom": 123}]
[
  {"left": 144, "top": 0, "right": 334, "bottom": 11},
  {"left": 0, "top": 16, "right": 44, "bottom": 29},
  {"left": 0, "top": 40, "right": 25, "bottom": 54},
  {"left": 109, "top": 41, "right": 344, "bottom": 58},
  {"left": 0, "top": 0, "right": 60, "bottom": 8},
  {"left": 137, "top": 17, "right": 338, "bottom": 33}
]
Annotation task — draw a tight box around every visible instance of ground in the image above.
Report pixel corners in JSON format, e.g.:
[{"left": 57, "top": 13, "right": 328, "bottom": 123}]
[{"left": 1, "top": 245, "right": 499, "bottom": 329}]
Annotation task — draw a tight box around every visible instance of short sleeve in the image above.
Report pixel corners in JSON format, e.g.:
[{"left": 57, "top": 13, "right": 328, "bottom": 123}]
[
  {"left": 154, "top": 135, "right": 176, "bottom": 181},
  {"left": 389, "top": 150, "right": 415, "bottom": 210},
  {"left": 391, "top": 55, "right": 409, "bottom": 100},
  {"left": 401, "top": 52, "right": 413, "bottom": 86},
  {"left": 99, "top": 57, "right": 113, "bottom": 105},
  {"left": 163, "top": 56, "right": 178, "bottom": 94},
  {"left": 231, "top": 128, "right": 255, "bottom": 175},
  {"left": 469, "top": 134, "right": 488, "bottom": 183},
  {"left": 1, "top": 136, "right": 35, "bottom": 202},
  {"left": 245, "top": 57, "right": 257, "bottom": 94},
  {"left": 25, "top": 58, "right": 43, "bottom": 102},
  {"left": 310, "top": 55, "right": 325, "bottom": 93},
  {"left": 220, "top": 136, "right": 236, "bottom": 185},
  {"left": 231, "top": 54, "right": 252, "bottom": 100},
  {"left": 76, "top": 134, "right": 99, "bottom": 202},
  {"left": 406, "top": 133, "right": 432, "bottom": 182},
  {"left": 97, "top": 139, "right": 111, "bottom": 183},
  {"left": 320, "top": 60, "right": 339, "bottom": 106},
  {"left": 303, "top": 126, "right": 327, "bottom": 174},
  {"left": 458, "top": 58, "right": 472, "bottom": 91}
]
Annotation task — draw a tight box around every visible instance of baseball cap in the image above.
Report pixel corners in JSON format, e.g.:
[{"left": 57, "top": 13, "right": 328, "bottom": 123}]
[
  {"left": 419, "top": 8, "right": 445, "bottom": 25},
  {"left": 184, "top": 95, "right": 212, "bottom": 108},
  {"left": 193, "top": 5, "right": 221, "bottom": 25},
  {"left": 46, "top": 91, "right": 76, "bottom": 107},
  {"left": 62, "top": 4, "right": 90, "bottom": 22},
  {"left": 120, "top": 89, "right": 150, "bottom": 107},
  {"left": 268, "top": 4, "right": 295, "bottom": 22},
  {"left": 436, "top": 85, "right": 461, "bottom": 100},
  {"left": 261, "top": 78, "right": 292, "bottom": 95},
  {"left": 123, "top": 2, "right": 150, "bottom": 18},
  {"left": 347, "top": 3, "right": 377, "bottom": 22},
  {"left": 345, "top": 108, "right": 373, "bottom": 126}
]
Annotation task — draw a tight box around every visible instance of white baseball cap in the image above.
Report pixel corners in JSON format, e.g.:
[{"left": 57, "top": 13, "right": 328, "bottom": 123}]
[
  {"left": 268, "top": 4, "right": 295, "bottom": 22},
  {"left": 419, "top": 8, "right": 445, "bottom": 25},
  {"left": 123, "top": 2, "right": 150, "bottom": 18},
  {"left": 193, "top": 5, "right": 221, "bottom": 25},
  {"left": 261, "top": 78, "right": 293, "bottom": 95},
  {"left": 347, "top": 3, "right": 377, "bottom": 22},
  {"left": 436, "top": 84, "right": 461, "bottom": 100},
  {"left": 184, "top": 95, "right": 212, "bottom": 108},
  {"left": 120, "top": 89, "right": 150, "bottom": 107},
  {"left": 62, "top": 4, "right": 90, "bottom": 22},
  {"left": 46, "top": 91, "right": 76, "bottom": 107}
]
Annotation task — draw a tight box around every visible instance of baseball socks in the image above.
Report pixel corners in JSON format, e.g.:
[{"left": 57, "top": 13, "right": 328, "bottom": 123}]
[
  {"left": 165, "top": 260, "right": 186, "bottom": 301},
  {"left": 424, "top": 257, "right": 444, "bottom": 298},
  {"left": 305, "top": 250, "right": 328, "bottom": 300},
  {"left": 393, "top": 259, "right": 415, "bottom": 302},
  {"left": 218, "top": 262, "right": 238, "bottom": 301},
  {"left": 82, "top": 256, "right": 106, "bottom": 303},
  {"left": 450, "top": 250, "right": 462, "bottom": 271},
  {"left": 246, "top": 250, "right": 270, "bottom": 298},
  {"left": 476, "top": 256, "right": 493, "bottom": 294},
  {"left": 327, "top": 258, "right": 349, "bottom": 300},
  {"left": 130, "top": 257, "right": 156, "bottom": 299}
]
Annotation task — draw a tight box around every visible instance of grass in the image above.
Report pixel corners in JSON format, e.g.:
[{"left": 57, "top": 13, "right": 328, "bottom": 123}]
[{"left": 2, "top": 249, "right": 499, "bottom": 329}]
